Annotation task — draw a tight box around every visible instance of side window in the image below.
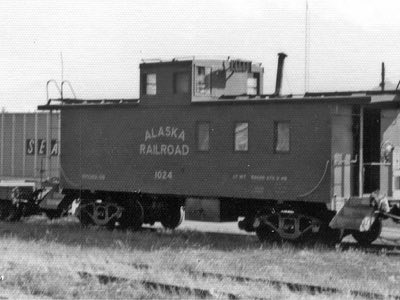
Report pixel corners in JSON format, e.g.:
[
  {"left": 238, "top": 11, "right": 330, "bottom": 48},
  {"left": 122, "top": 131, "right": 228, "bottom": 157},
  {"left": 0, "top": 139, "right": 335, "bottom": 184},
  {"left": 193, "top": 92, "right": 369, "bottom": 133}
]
[
  {"left": 195, "top": 66, "right": 211, "bottom": 96},
  {"left": 144, "top": 73, "right": 157, "bottom": 95},
  {"left": 274, "top": 121, "right": 290, "bottom": 153},
  {"left": 197, "top": 122, "right": 210, "bottom": 151},
  {"left": 174, "top": 72, "right": 190, "bottom": 94},
  {"left": 234, "top": 122, "right": 248, "bottom": 152},
  {"left": 247, "top": 77, "right": 258, "bottom": 95}
]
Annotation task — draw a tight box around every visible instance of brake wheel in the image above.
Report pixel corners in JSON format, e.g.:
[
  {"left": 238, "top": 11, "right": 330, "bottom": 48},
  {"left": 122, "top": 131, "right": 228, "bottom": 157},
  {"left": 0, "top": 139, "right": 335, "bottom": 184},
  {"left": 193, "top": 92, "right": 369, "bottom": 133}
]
[
  {"left": 160, "top": 205, "right": 184, "bottom": 230},
  {"left": 117, "top": 199, "right": 144, "bottom": 231},
  {"left": 352, "top": 219, "right": 382, "bottom": 246}
]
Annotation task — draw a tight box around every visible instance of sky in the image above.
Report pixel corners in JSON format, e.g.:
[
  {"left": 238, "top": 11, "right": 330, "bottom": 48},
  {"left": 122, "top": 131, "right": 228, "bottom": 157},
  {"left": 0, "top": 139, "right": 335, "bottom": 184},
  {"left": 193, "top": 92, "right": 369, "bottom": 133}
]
[{"left": 0, "top": 0, "right": 400, "bottom": 111}]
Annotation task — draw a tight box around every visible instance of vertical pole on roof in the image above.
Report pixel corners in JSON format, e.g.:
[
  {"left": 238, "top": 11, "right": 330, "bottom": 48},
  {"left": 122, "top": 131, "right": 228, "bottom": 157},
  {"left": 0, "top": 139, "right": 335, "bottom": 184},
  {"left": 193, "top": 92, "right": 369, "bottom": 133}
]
[
  {"left": 304, "top": 0, "right": 309, "bottom": 93},
  {"left": 359, "top": 106, "right": 364, "bottom": 197},
  {"left": 60, "top": 52, "right": 64, "bottom": 100}
]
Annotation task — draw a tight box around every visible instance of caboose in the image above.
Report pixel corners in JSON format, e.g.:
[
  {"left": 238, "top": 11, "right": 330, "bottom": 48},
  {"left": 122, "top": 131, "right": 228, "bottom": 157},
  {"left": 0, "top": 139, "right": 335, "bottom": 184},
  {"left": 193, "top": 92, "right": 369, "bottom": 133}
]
[{"left": 39, "top": 53, "right": 400, "bottom": 244}]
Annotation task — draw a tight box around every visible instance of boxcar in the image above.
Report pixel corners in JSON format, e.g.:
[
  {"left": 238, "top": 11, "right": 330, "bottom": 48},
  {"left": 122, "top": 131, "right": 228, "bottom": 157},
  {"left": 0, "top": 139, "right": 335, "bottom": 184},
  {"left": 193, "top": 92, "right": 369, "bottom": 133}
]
[
  {"left": 39, "top": 54, "right": 400, "bottom": 244},
  {"left": 0, "top": 112, "right": 60, "bottom": 181}
]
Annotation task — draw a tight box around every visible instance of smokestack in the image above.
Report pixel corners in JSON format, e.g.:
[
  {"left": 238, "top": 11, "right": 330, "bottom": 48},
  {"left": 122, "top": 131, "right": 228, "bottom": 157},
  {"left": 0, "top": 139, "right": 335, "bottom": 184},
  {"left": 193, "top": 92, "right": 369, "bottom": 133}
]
[
  {"left": 380, "top": 62, "right": 385, "bottom": 92},
  {"left": 274, "top": 52, "right": 287, "bottom": 97}
]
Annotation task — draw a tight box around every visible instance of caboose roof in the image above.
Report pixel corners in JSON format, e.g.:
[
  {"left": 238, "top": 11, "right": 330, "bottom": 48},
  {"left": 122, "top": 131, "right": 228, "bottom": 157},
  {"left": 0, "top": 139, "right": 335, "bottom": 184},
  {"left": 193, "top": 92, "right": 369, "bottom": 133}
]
[
  {"left": 38, "top": 90, "right": 400, "bottom": 110},
  {"left": 38, "top": 95, "right": 367, "bottom": 110},
  {"left": 139, "top": 56, "right": 261, "bottom": 65}
]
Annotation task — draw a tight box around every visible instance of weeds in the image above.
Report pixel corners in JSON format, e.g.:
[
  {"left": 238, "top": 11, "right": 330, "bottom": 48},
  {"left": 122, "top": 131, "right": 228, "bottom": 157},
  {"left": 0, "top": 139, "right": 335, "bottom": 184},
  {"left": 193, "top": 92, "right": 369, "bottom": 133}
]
[{"left": 0, "top": 217, "right": 398, "bottom": 299}]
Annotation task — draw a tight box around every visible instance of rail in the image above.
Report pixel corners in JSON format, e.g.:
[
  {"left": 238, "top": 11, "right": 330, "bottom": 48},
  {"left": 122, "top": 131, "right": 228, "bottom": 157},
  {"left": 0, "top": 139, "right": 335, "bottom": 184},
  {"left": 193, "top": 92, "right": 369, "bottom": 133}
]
[
  {"left": 78, "top": 271, "right": 244, "bottom": 300},
  {"left": 80, "top": 259, "right": 400, "bottom": 299}
]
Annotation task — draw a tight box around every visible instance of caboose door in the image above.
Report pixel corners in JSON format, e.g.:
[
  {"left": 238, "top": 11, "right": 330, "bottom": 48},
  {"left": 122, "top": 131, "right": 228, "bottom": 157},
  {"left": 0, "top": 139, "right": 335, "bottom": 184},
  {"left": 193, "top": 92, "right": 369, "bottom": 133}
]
[
  {"left": 333, "top": 153, "right": 352, "bottom": 199},
  {"left": 331, "top": 105, "right": 355, "bottom": 210},
  {"left": 361, "top": 108, "right": 381, "bottom": 194},
  {"left": 392, "top": 147, "right": 400, "bottom": 198}
]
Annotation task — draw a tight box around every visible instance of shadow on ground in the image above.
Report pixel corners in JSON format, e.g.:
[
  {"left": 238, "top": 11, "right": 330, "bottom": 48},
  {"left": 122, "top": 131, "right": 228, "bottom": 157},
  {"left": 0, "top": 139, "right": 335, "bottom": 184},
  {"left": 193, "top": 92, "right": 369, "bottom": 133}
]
[
  {"left": 3, "top": 216, "right": 399, "bottom": 253},
  {"left": 0, "top": 216, "right": 263, "bottom": 251}
]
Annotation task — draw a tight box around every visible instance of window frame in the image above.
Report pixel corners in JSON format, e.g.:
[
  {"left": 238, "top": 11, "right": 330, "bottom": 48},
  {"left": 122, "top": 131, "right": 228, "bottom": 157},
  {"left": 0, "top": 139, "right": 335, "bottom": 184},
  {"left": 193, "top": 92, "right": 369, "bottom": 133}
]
[
  {"left": 234, "top": 121, "right": 249, "bottom": 152},
  {"left": 143, "top": 73, "right": 157, "bottom": 95},
  {"left": 274, "top": 121, "right": 291, "bottom": 154},
  {"left": 194, "top": 65, "right": 212, "bottom": 96},
  {"left": 196, "top": 121, "right": 211, "bottom": 152},
  {"left": 247, "top": 77, "right": 258, "bottom": 95}
]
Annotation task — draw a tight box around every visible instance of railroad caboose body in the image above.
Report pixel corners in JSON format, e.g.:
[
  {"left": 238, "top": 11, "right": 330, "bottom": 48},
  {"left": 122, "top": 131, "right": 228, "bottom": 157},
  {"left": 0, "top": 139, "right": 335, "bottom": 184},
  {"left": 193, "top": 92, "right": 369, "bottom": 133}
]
[{"left": 39, "top": 54, "right": 400, "bottom": 244}]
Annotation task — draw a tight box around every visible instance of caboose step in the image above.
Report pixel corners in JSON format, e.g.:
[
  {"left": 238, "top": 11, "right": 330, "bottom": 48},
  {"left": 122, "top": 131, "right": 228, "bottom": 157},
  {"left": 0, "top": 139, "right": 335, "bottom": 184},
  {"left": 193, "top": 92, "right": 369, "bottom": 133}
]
[
  {"left": 345, "top": 197, "right": 371, "bottom": 207},
  {"left": 330, "top": 197, "right": 375, "bottom": 231}
]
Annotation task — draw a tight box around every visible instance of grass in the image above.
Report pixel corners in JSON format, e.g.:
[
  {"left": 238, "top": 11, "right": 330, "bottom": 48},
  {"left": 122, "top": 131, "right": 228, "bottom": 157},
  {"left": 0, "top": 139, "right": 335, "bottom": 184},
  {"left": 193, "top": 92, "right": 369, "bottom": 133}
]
[{"left": 0, "top": 216, "right": 398, "bottom": 299}]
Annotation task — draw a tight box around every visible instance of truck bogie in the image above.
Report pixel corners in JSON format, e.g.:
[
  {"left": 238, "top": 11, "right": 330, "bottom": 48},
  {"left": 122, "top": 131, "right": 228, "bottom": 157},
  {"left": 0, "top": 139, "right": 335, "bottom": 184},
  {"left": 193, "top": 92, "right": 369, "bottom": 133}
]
[{"left": 70, "top": 191, "right": 186, "bottom": 230}]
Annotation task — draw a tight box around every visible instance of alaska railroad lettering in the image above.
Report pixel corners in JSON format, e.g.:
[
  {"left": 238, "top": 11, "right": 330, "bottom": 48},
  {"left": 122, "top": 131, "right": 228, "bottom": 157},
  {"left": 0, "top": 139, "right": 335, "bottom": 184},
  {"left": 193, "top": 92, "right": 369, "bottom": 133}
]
[{"left": 140, "top": 126, "right": 189, "bottom": 156}]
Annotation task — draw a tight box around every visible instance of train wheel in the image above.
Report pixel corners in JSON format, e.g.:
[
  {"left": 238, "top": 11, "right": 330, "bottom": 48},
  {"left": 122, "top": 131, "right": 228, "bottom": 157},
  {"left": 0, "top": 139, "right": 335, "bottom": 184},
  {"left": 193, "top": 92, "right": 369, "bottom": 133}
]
[
  {"left": 255, "top": 224, "right": 282, "bottom": 245},
  {"left": 45, "top": 210, "right": 63, "bottom": 220},
  {"left": 314, "top": 226, "right": 343, "bottom": 247},
  {"left": 160, "top": 205, "right": 184, "bottom": 230},
  {"left": 117, "top": 199, "right": 144, "bottom": 231},
  {"left": 77, "top": 205, "right": 93, "bottom": 227},
  {"left": 0, "top": 203, "right": 22, "bottom": 222},
  {"left": 352, "top": 219, "right": 382, "bottom": 246},
  {"left": 5, "top": 203, "right": 22, "bottom": 222},
  {"left": 92, "top": 200, "right": 121, "bottom": 228},
  {"left": 0, "top": 202, "right": 10, "bottom": 221},
  {"left": 315, "top": 211, "right": 343, "bottom": 246}
]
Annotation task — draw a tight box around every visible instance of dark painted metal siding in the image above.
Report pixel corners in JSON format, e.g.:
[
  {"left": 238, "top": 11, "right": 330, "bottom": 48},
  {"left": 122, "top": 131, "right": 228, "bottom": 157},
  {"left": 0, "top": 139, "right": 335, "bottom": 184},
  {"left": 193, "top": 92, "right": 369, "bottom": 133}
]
[{"left": 60, "top": 102, "right": 332, "bottom": 203}]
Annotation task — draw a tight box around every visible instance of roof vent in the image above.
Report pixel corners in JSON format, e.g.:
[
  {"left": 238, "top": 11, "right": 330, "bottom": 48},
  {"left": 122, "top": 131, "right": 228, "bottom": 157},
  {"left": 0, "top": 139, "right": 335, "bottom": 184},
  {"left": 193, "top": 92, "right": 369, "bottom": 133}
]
[{"left": 274, "top": 52, "right": 287, "bottom": 97}]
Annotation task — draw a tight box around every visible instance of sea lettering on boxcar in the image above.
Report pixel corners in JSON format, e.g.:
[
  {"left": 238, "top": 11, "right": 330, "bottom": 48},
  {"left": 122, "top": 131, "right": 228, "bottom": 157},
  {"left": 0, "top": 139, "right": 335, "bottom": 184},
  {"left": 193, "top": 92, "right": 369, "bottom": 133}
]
[{"left": 25, "top": 139, "right": 59, "bottom": 156}]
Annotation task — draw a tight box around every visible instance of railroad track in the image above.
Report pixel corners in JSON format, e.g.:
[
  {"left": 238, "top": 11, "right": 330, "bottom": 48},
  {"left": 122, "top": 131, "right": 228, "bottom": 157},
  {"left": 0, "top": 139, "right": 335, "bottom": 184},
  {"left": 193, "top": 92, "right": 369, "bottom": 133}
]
[
  {"left": 339, "top": 241, "right": 400, "bottom": 256},
  {"left": 78, "top": 271, "right": 247, "bottom": 300},
  {"left": 188, "top": 270, "right": 399, "bottom": 299},
  {"left": 80, "top": 258, "right": 400, "bottom": 300}
]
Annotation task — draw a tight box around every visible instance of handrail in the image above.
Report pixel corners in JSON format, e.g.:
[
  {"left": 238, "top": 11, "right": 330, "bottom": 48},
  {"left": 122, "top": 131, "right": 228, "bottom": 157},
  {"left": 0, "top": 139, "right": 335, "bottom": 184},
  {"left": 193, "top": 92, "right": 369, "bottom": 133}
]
[
  {"left": 46, "top": 80, "right": 62, "bottom": 104},
  {"left": 297, "top": 160, "right": 330, "bottom": 198},
  {"left": 363, "top": 162, "right": 391, "bottom": 166},
  {"left": 61, "top": 80, "right": 77, "bottom": 99}
]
